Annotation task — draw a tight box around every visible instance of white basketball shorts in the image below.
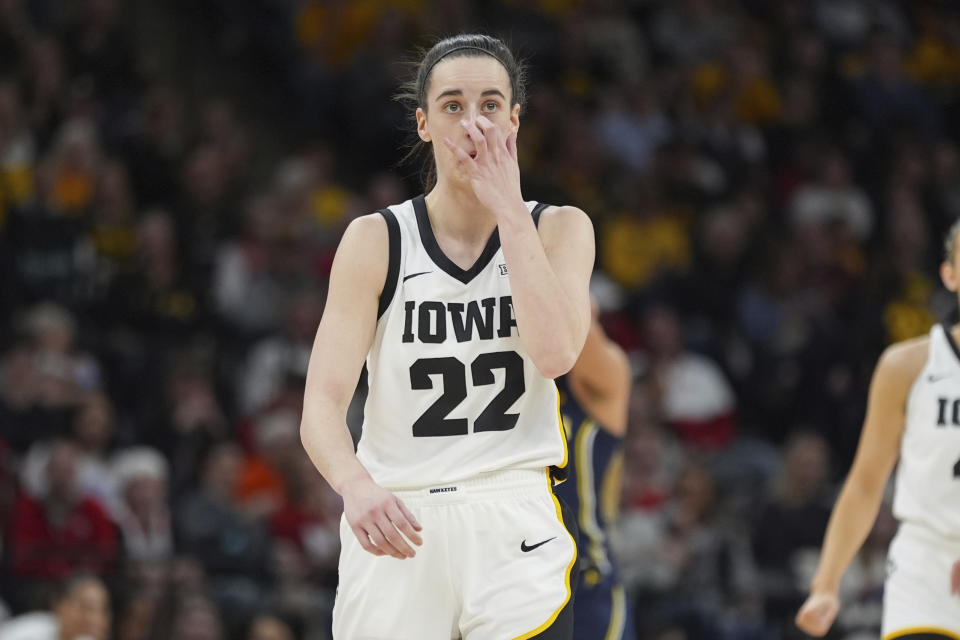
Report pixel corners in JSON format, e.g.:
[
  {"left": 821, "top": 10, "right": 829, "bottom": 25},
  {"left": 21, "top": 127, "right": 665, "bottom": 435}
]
[
  {"left": 882, "top": 522, "right": 960, "bottom": 639},
  {"left": 332, "top": 468, "right": 578, "bottom": 640}
]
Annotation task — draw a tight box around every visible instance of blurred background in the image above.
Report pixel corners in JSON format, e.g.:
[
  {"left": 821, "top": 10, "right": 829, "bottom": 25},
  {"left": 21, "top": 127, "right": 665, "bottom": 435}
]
[{"left": 0, "top": 0, "right": 959, "bottom": 639}]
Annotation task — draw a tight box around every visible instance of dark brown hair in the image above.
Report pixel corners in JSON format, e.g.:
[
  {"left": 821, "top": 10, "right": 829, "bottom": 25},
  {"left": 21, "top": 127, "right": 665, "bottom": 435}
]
[
  {"left": 396, "top": 34, "right": 527, "bottom": 191},
  {"left": 946, "top": 218, "right": 960, "bottom": 262}
]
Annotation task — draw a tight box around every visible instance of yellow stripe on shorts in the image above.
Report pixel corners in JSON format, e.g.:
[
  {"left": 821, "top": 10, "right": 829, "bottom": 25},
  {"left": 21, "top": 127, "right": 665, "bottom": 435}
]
[
  {"left": 884, "top": 627, "right": 960, "bottom": 640},
  {"left": 510, "top": 471, "right": 578, "bottom": 640}
]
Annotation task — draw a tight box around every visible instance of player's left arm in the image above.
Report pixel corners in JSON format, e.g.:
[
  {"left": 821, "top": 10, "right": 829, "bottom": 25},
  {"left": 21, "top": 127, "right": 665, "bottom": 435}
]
[
  {"left": 501, "top": 204, "right": 594, "bottom": 378},
  {"left": 796, "top": 338, "right": 924, "bottom": 636},
  {"left": 567, "top": 312, "right": 631, "bottom": 435}
]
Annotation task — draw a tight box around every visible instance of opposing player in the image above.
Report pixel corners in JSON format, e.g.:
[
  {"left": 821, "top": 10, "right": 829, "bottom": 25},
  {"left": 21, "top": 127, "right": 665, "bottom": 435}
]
[
  {"left": 553, "top": 302, "right": 637, "bottom": 640},
  {"left": 796, "top": 218, "right": 960, "bottom": 639},
  {"left": 300, "top": 34, "right": 594, "bottom": 639}
]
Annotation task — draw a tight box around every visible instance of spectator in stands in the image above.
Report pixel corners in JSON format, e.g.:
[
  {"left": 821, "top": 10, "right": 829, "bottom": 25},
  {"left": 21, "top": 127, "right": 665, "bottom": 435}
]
[
  {"left": 632, "top": 464, "right": 758, "bottom": 640},
  {"left": 0, "top": 342, "right": 48, "bottom": 452},
  {"left": 643, "top": 304, "right": 737, "bottom": 449},
  {"left": 651, "top": 0, "right": 737, "bottom": 64},
  {"left": 113, "top": 591, "right": 155, "bottom": 640},
  {"left": 269, "top": 451, "right": 341, "bottom": 634},
  {"left": 26, "top": 301, "right": 101, "bottom": 396},
  {"left": 22, "top": 36, "right": 65, "bottom": 145},
  {"left": 121, "top": 84, "right": 185, "bottom": 208},
  {"left": 240, "top": 288, "right": 322, "bottom": 417},
  {"left": 110, "top": 447, "right": 172, "bottom": 565},
  {"left": 790, "top": 147, "right": 873, "bottom": 243},
  {"left": 236, "top": 408, "right": 301, "bottom": 518},
  {"left": 149, "top": 354, "right": 227, "bottom": 497},
  {"left": 0, "top": 80, "right": 36, "bottom": 217},
  {"left": 751, "top": 432, "right": 833, "bottom": 635},
  {"left": 38, "top": 117, "right": 100, "bottom": 218},
  {"left": 0, "top": 573, "right": 111, "bottom": 640},
  {"left": 212, "top": 193, "right": 290, "bottom": 337},
  {"left": 89, "top": 160, "right": 138, "bottom": 292},
  {"left": 8, "top": 439, "right": 117, "bottom": 607},
  {"left": 104, "top": 210, "right": 203, "bottom": 343},
  {"left": 175, "top": 442, "right": 273, "bottom": 616},
  {"left": 245, "top": 614, "right": 295, "bottom": 640},
  {"left": 851, "top": 29, "right": 940, "bottom": 136},
  {"left": 20, "top": 392, "right": 117, "bottom": 512},
  {"left": 165, "top": 593, "right": 224, "bottom": 640},
  {"left": 61, "top": 0, "right": 140, "bottom": 105}
]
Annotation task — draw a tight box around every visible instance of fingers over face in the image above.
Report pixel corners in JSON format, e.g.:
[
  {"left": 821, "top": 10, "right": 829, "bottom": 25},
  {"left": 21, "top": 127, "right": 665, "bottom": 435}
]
[
  {"left": 461, "top": 119, "right": 487, "bottom": 157},
  {"left": 476, "top": 115, "right": 506, "bottom": 155},
  {"left": 443, "top": 137, "right": 474, "bottom": 166},
  {"left": 506, "top": 129, "right": 518, "bottom": 160}
]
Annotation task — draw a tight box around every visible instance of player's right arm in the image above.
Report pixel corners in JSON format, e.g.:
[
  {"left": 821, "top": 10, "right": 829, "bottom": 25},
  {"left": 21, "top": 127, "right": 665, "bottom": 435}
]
[
  {"left": 796, "top": 338, "right": 927, "bottom": 636},
  {"left": 300, "top": 214, "right": 422, "bottom": 560},
  {"left": 567, "top": 308, "right": 631, "bottom": 436}
]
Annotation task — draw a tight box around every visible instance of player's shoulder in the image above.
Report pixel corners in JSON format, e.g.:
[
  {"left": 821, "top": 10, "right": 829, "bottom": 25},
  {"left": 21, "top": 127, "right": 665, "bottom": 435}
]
[
  {"left": 332, "top": 213, "right": 390, "bottom": 287},
  {"left": 876, "top": 333, "right": 931, "bottom": 387},
  {"left": 345, "top": 211, "right": 389, "bottom": 238},
  {"left": 338, "top": 212, "right": 390, "bottom": 255},
  {"left": 537, "top": 204, "right": 592, "bottom": 230},
  {"left": 535, "top": 205, "right": 594, "bottom": 249}
]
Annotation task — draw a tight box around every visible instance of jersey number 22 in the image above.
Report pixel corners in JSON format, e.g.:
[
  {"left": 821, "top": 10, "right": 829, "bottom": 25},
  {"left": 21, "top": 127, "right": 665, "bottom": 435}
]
[{"left": 409, "top": 351, "right": 524, "bottom": 436}]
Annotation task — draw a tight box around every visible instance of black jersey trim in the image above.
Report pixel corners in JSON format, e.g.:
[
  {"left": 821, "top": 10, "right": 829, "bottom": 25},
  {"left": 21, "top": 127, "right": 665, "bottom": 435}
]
[
  {"left": 412, "top": 194, "right": 502, "bottom": 284},
  {"left": 532, "top": 202, "right": 550, "bottom": 228},
  {"left": 377, "top": 208, "right": 401, "bottom": 319},
  {"left": 943, "top": 323, "right": 960, "bottom": 367}
]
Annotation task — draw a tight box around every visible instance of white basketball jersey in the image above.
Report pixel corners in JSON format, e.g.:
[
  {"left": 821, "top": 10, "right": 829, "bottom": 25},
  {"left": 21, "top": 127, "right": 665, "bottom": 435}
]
[
  {"left": 356, "top": 195, "right": 567, "bottom": 490},
  {"left": 892, "top": 323, "right": 960, "bottom": 537}
]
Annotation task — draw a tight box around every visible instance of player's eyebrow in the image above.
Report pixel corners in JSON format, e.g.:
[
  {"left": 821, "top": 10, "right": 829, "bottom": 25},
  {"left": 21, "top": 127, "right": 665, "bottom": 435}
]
[{"left": 435, "top": 88, "right": 506, "bottom": 101}]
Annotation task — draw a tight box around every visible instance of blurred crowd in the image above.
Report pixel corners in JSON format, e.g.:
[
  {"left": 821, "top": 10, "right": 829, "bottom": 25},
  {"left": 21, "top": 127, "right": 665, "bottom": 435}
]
[{"left": 1, "top": 1, "right": 959, "bottom": 639}]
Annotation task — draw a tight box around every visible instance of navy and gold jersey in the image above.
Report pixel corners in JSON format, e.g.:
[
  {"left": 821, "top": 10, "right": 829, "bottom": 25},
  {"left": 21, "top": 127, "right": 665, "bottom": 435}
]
[{"left": 553, "top": 375, "right": 624, "bottom": 586}]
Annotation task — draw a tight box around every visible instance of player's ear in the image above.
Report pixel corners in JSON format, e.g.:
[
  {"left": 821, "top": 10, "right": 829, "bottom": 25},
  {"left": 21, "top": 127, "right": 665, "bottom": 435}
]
[
  {"left": 417, "top": 107, "right": 431, "bottom": 142},
  {"left": 942, "top": 260, "right": 958, "bottom": 293},
  {"left": 510, "top": 103, "right": 520, "bottom": 134}
]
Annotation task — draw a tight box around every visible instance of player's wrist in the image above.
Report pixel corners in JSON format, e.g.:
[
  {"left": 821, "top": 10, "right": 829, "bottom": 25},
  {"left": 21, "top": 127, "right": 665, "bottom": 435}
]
[
  {"left": 334, "top": 464, "right": 375, "bottom": 498},
  {"left": 490, "top": 198, "right": 530, "bottom": 225},
  {"left": 810, "top": 574, "right": 840, "bottom": 596}
]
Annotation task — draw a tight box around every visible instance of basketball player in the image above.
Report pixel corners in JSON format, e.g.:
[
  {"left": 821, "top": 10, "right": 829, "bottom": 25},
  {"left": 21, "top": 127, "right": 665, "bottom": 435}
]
[
  {"left": 553, "top": 302, "right": 637, "bottom": 640},
  {"left": 300, "top": 34, "right": 594, "bottom": 639},
  {"left": 796, "top": 218, "right": 960, "bottom": 639}
]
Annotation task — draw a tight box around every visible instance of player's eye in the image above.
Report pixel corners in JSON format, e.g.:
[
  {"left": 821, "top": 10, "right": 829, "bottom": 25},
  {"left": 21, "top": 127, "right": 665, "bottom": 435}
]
[
  {"left": 443, "top": 102, "right": 461, "bottom": 113},
  {"left": 482, "top": 101, "right": 499, "bottom": 112}
]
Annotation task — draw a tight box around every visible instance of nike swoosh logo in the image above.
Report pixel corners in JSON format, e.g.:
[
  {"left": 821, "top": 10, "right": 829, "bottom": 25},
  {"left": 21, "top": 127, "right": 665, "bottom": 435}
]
[
  {"left": 520, "top": 537, "right": 556, "bottom": 553},
  {"left": 928, "top": 374, "right": 955, "bottom": 383},
  {"left": 403, "top": 271, "right": 432, "bottom": 283}
]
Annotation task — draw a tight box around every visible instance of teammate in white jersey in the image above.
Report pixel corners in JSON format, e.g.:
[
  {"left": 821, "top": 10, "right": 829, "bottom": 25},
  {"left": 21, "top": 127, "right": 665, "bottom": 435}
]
[
  {"left": 300, "top": 34, "right": 594, "bottom": 639},
  {"left": 796, "top": 218, "right": 960, "bottom": 640}
]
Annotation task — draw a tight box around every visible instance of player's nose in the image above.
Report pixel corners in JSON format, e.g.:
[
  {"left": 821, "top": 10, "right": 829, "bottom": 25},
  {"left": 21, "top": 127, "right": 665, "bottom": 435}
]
[{"left": 462, "top": 105, "right": 483, "bottom": 125}]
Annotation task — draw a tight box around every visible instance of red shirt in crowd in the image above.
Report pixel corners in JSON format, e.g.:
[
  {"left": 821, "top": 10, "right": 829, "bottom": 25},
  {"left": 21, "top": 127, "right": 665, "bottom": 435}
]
[{"left": 9, "top": 492, "right": 118, "bottom": 579}]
